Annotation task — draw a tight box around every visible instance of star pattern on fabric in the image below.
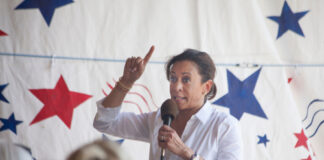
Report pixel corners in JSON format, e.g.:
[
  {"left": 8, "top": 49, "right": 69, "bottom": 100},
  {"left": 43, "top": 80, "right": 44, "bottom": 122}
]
[
  {"left": 29, "top": 75, "right": 92, "bottom": 129},
  {"left": 213, "top": 68, "right": 267, "bottom": 120},
  {"left": 0, "top": 83, "right": 10, "bottom": 103},
  {"left": 268, "top": 1, "right": 309, "bottom": 39},
  {"left": 302, "top": 155, "right": 312, "bottom": 160},
  {"left": 15, "top": 144, "right": 36, "bottom": 160},
  {"left": 257, "top": 134, "right": 270, "bottom": 147},
  {"left": 102, "top": 134, "right": 125, "bottom": 145},
  {"left": 117, "top": 139, "right": 125, "bottom": 144},
  {"left": 294, "top": 129, "right": 309, "bottom": 151},
  {"left": 0, "top": 29, "right": 8, "bottom": 36},
  {"left": 15, "top": 0, "right": 74, "bottom": 26},
  {"left": 0, "top": 113, "right": 23, "bottom": 135},
  {"left": 288, "top": 77, "right": 293, "bottom": 83}
]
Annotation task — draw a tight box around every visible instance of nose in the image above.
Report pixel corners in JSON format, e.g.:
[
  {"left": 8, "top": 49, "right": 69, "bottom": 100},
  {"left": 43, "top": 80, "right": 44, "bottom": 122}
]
[{"left": 172, "top": 80, "right": 183, "bottom": 92}]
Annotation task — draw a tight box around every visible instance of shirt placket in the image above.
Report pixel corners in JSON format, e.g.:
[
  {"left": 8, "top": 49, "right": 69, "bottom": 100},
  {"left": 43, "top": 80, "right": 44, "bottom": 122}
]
[{"left": 181, "top": 116, "right": 197, "bottom": 144}]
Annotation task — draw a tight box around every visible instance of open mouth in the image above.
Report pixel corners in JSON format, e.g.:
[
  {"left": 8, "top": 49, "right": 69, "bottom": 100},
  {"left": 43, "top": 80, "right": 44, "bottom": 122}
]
[{"left": 173, "top": 96, "right": 186, "bottom": 101}]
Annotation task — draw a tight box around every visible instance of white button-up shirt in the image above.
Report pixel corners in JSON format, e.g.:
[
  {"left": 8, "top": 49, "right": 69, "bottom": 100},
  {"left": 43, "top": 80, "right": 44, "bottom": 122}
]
[{"left": 93, "top": 100, "right": 243, "bottom": 160}]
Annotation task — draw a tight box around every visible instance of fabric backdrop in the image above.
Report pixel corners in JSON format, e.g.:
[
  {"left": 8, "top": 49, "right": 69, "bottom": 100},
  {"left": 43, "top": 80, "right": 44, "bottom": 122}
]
[{"left": 0, "top": 0, "right": 323, "bottom": 159}]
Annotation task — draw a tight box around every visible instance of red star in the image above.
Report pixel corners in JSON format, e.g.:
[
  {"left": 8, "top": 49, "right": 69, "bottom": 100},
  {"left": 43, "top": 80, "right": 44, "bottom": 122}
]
[
  {"left": 0, "top": 30, "right": 7, "bottom": 36},
  {"left": 294, "top": 129, "right": 309, "bottom": 150},
  {"left": 302, "top": 155, "right": 312, "bottom": 160},
  {"left": 29, "top": 75, "right": 92, "bottom": 128},
  {"left": 288, "top": 77, "right": 293, "bottom": 83}
]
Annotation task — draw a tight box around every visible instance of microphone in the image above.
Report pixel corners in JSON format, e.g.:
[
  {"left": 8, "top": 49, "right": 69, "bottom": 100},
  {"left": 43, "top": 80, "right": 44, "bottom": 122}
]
[{"left": 160, "top": 99, "right": 179, "bottom": 160}]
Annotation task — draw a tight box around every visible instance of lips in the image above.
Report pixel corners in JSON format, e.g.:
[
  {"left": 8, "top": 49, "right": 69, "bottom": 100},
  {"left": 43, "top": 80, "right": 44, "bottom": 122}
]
[{"left": 173, "top": 96, "right": 186, "bottom": 101}]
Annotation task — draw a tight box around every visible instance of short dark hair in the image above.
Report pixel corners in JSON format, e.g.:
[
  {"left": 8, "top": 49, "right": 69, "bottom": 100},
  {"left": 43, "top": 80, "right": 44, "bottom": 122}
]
[{"left": 165, "top": 49, "right": 217, "bottom": 100}]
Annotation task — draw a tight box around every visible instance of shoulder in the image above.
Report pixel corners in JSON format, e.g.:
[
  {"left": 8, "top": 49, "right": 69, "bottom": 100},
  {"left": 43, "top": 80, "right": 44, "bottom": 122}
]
[
  {"left": 207, "top": 108, "right": 242, "bottom": 144},
  {"left": 206, "top": 107, "right": 239, "bottom": 132}
]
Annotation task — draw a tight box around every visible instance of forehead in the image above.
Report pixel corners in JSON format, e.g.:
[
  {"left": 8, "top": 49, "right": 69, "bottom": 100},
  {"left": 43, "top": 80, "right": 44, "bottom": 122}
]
[{"left": 170, "top": 60, "right": 199, "bottom": 74}]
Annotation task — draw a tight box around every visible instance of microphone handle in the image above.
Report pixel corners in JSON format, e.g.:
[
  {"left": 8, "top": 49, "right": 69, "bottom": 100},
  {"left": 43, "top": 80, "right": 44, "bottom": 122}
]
[
  {"left": 163, "top": 116, "right": 173, "bottom": 126},
  {"left": 160, "top": 148, "right": 165, "bottom": 160},
  {"left": 161, "top": 116, "right": 173, "bottom": 160}
]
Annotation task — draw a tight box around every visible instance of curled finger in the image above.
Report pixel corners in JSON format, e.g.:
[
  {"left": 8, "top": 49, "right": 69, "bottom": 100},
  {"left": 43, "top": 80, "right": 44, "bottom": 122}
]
[
  {"left": 130, "top": 57, "right": 137, "bottom": 72},
  {"left": 124, "top": 58, "right": 132, "bottom": 71},
  {"left": 160, "top": 135, "right": 165, "bottom": 142},
  {"left": 135, "top": 57, "right": 143, "bottom": 66}
]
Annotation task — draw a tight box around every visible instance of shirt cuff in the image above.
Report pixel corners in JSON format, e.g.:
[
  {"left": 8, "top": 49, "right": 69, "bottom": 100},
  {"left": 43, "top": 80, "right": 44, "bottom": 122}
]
[{"left": 96, "top": 98, "right": 122, "bottom": 122}]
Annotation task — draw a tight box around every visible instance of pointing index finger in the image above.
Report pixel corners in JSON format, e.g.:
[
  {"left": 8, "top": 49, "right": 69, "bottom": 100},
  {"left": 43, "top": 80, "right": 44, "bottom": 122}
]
[{"left": 143, "top": 45, "right": 155, "bottom": 65}]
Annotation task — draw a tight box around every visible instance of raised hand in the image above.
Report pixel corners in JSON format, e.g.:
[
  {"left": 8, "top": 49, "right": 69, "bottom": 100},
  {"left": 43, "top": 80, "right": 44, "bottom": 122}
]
[{"left": 120, "top": 46, "right": 155, "bottom": 87}]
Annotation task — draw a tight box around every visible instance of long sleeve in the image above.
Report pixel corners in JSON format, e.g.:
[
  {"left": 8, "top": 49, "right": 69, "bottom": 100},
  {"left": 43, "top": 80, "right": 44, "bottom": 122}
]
[{"left": 93, "top": 99, "right": 153, "bottom": 142}]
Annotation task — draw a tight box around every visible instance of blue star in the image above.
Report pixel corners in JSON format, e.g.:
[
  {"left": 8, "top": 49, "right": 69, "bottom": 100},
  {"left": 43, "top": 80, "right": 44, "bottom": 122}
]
[
  {"left": 0, "top": 83, "right": 9, "bottom": 103},
  {"left": 116, "top": 139, "right": 125, "bottom": 144},
  {"left": 0, "top": 113, "right": 23, "bottom": 135},
  {"left": 257, "top": 134, "right": 270, "bottom": 147},
  {"left": 15, "top": 144, "right": 36, "bottom": 160},
  {"left": 268, "top": 1, "right": 309, "bottom": 39},
  {"left": 213, "top": 68, "right": 267, "bottom": 120},
  {"left": 102, "top": 134, "right": 125, "bottom": 145},
  {"left": 15, "top": 0, "right": 74, "bottom": 26}
]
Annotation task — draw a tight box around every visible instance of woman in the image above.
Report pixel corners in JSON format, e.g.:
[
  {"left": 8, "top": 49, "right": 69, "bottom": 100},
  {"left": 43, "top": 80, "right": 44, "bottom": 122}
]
[{"left": 93, "top": 46, "right": 243, "bottom": 160}]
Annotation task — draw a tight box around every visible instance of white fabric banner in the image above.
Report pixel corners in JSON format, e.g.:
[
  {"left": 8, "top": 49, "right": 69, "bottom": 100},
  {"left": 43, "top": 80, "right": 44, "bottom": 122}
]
[{"left": 0, "top": 0, "right": 323, "bottom": 159}]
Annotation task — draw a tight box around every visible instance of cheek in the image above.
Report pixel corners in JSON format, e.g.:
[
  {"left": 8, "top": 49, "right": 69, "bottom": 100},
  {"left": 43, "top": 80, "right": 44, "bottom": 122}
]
[
  {"left": 183, "top": 85, "right": 197, "bottom": 98},
  {"left": 169, "top": 84, "right": 179, "bottom": 97},
  {"left": 190, "top": 85, "right": 204, "bottom": 98},
  {"left": 169, "top": 84, "right": 175, "bottom": 92}
]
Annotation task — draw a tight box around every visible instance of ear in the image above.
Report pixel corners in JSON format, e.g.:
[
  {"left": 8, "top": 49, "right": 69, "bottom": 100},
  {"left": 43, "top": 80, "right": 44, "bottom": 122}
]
[{"left": 203, "top": 80, "right": 213, "bottom": 95}]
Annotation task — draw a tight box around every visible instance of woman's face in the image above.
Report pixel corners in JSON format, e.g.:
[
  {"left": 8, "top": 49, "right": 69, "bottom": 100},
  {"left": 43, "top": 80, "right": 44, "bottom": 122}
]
[{"left": 169, "top": 60, "right": 208, "bottom": 111}]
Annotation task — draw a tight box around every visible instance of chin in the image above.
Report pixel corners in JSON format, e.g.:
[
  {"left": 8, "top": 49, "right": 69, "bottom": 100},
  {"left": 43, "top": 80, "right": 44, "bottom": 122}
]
[{"left": 174, "top": 103, "right": 188, "bottom": 111}]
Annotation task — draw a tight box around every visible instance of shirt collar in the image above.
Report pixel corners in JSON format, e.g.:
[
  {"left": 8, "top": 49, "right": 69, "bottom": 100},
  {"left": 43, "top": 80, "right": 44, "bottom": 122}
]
[{"left": 191, "top": 101, "right": 213, "bottom": 124}]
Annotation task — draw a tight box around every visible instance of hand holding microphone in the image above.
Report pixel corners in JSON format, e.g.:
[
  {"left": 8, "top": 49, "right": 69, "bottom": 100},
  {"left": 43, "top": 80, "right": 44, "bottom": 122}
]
[
  {"left": 158, "top": 99, "right": 179, "bottom": 160},
  {"left": 158, "top": 99, "right": 198, "bottom": 160}
]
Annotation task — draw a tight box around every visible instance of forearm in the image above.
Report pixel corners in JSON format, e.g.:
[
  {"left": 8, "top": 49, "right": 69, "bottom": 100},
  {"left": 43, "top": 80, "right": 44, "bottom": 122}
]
[{"left": 102, "top": 77, "right": 133, "bottom": 108}]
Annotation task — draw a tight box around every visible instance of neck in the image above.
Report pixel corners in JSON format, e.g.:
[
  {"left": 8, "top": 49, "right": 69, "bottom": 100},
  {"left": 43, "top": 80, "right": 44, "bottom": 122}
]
[{"left": 177, "top": 101, "right": 205, "bottom": 121}]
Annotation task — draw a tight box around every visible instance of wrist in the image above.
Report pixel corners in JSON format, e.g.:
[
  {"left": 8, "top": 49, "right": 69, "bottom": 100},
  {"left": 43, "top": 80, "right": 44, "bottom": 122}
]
[
  {"left": 115, "top": 77, "right": 133, "bottom": 92},
  {"left": 119, "top": 77, "right": 134, "bottom": 88},
  {"left": 189, "top": 152, "right": 202, "bottom": 160},
  {"left": 182, "top": 148, "right": 202, "bottom": 160},
  {"left": 181, "top": 147, "right": 194, "bottom": 160}
]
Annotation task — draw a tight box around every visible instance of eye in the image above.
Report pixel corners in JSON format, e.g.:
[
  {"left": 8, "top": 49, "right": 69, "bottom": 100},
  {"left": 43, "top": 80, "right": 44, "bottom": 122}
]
[
  {"left": 182, "top": 76, "right": 190, "bottom": 83},
  {"left": 170, "top": 76, "right": 177, "bottom": 83}
]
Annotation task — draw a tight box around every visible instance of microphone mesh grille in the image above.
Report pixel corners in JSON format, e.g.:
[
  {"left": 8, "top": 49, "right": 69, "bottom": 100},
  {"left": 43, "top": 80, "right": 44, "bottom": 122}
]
[{"left": 161, "top": 99, "right": 179, "bottom": 119}]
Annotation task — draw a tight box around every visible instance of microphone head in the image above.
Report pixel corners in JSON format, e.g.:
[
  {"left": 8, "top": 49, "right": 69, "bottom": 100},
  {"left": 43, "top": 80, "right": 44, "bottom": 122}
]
[{"left": 161, "top": 99, "right": 179, "bottom": 120}]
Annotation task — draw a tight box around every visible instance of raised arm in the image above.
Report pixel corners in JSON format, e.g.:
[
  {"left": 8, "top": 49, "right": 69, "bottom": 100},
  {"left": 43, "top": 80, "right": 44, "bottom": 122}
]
[{"left": 102, "top": 46, "right": 155, "bottom": 108}]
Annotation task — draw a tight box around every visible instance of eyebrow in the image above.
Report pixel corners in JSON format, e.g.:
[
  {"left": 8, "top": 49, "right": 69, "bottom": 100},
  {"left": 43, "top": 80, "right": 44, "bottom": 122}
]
[{"left": 170, "top": 71, "right": 191, "bottom": 75}]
